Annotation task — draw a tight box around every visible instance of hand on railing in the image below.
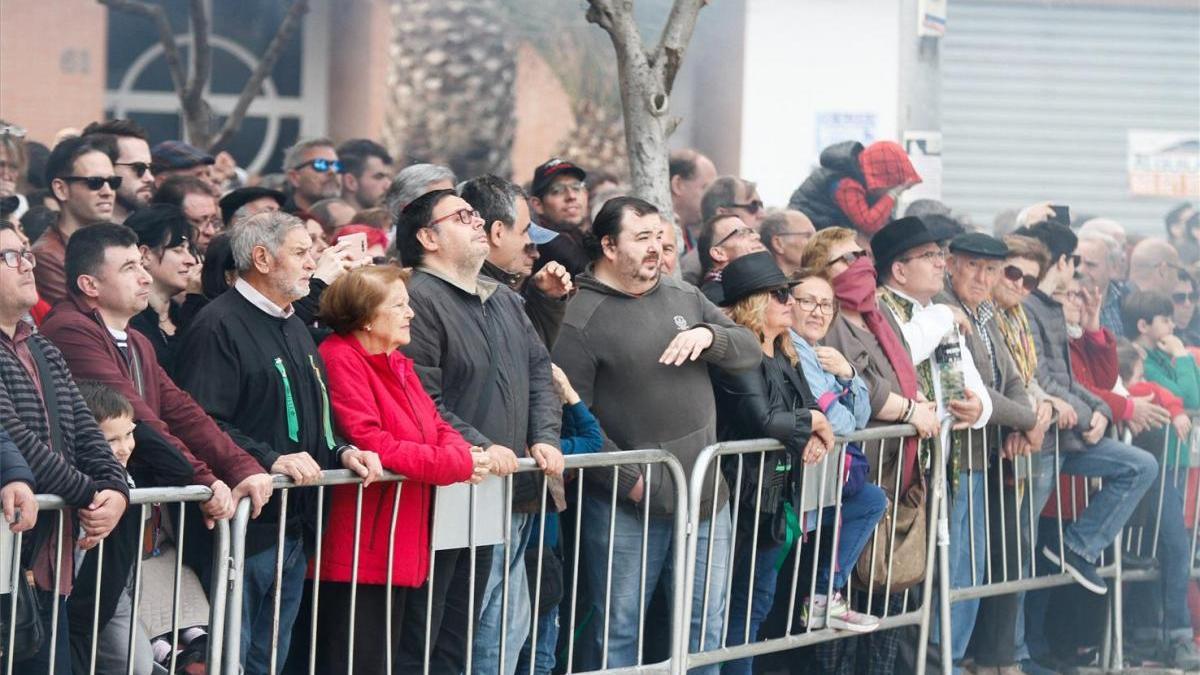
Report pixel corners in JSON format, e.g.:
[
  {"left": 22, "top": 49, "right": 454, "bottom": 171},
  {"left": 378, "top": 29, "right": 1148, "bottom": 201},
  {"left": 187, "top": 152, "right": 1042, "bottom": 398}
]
[
  {"left": 232, "top": 473, "right": 274, "bottom": 518},
  {"left": 271, "top": 452, "right": 323, "bottom": 486},
  {"left": 467, "top": 446, "right": 492, "bottom": 484},
  {"left": 911, "top": 400, "right": 939, "bottom": 438},
  {"left": 529, "top": 442, "right": 565, "bottom": 476},
  {"left": 803, "top": 410, "right": 834, "bottom": 465},
  {"left": 1047, "top": 396, "right": 1078, "bottom": 429},
  {"left": 1172, "top": 413, "right": 1192, "bottom": 441},
  {"left": 1081, "top": 411, "right": 1108, "bottom": 445},
  {"left": 78, "top": 488, "right": 127, "bottom": 550},
  {"left": 200, "top": 479, "right": 236, "bottom": 528},
  {"left": 339, "top": 446, "right": 383, "bottom": 487},
  {"left": 486, "top": 444, "right": 520, "bottom": 477},
  {"left": 0, "top": 480, "right": 36, "bottom": 533}
]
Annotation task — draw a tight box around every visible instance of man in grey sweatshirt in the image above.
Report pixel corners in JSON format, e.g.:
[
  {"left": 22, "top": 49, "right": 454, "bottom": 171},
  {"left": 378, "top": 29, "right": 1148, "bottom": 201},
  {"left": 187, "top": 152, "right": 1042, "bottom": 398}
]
[{"left": 552, "top": 196, "right": 759, "bottom": 673}]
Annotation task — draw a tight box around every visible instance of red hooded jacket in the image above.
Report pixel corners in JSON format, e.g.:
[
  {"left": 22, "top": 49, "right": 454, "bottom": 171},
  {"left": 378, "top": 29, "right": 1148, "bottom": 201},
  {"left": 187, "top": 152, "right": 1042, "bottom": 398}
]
[
  {"left": 832, "top": 141, "right": 921, "bottom": 235},
  {"left": 316, "top": 332, "right": 474, "bottom": 586}
]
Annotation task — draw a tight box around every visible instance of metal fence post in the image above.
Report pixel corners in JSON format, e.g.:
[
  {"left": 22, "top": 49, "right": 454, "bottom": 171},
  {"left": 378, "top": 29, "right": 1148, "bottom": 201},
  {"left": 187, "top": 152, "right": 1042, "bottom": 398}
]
[{"left": 223, "top": 497, "right": 252, "bottom": 675}]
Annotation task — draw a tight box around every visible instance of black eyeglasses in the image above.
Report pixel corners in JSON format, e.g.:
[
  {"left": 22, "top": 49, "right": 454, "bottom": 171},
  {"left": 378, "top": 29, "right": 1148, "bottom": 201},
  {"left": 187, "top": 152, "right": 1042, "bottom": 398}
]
[
  {"left": 115, "top": 161, "right": 151, "bottom": 178},
  {"left": 899, "top": 249, "right": 946, "bottom": 264},
  {"left": 297, "top": 158, "right": 343, "bottom": 174},
  {"left": 713, "top": 226, "right": 757, "bottom": 248},
  {"left": 724, "top": 200, "right": 764, "bottom": 214},
  {"left": 829, "top": 249, "right": 867, "bottom": 267},
  {"left": 429, "top": 208, "right": 482, "bottom": 228},
  {"left": 0, "top": 247, "right": 35, "bottom": 269},
  {"left": 60, "top": 175, "right": 122, "bottom": 191},
  {"left": 794, "top": 295, "right": 838, "bottom": 316},
  {"left": 1004, "top": 265, "right": 1038, "bottom": 292},
  {"left": 768, "top": 288, "right": 793, "bottom": 305},
  {"left": 1173, "top": 291, "right": 1199, "bottom": 304}
]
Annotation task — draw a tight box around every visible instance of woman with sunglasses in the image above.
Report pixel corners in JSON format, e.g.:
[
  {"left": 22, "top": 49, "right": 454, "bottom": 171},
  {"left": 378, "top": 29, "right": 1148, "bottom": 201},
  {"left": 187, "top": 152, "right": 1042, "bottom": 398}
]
[{"left": 709, "top": 252, "right": 838, "bottom": 675}]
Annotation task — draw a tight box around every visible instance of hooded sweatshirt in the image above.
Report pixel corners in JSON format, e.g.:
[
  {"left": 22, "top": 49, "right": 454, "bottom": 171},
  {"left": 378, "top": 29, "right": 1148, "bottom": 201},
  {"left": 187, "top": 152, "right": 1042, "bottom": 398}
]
[{"left": 552, "top": 272, "right": 760, "bottom": 516}]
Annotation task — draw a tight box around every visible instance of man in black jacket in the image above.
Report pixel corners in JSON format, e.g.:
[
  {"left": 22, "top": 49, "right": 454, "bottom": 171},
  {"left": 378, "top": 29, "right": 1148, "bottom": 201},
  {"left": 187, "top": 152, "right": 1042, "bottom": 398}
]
[
  {"left": 174, "top": 210, "right": 381, "bottom": 675},
  {"left": 460, "top": 174, "right": 572, "bottom": 348},
  {"left": 396, "top": 189, "right": 563, "bottom": 675}
]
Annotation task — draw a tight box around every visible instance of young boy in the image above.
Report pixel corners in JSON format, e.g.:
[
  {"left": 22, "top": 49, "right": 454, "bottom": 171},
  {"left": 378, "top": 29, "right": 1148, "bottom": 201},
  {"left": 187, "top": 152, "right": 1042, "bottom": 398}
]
[
  {"left": 1124, "top": 290, "right": 1200, "bottom": 461},
  {"left": 69, "top": 381, "right": 155, "bottom": 675}
]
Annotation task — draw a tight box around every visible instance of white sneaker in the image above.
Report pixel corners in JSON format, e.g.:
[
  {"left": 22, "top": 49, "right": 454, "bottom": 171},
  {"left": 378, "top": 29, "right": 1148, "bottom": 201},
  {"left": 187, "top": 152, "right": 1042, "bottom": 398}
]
[{"left": 802, "top": 593, "right": 881, "bottom": 633}]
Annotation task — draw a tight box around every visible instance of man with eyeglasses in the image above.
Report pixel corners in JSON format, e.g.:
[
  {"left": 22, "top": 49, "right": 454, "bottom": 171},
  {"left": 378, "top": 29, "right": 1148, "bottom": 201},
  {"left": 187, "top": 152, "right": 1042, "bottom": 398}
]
[
  {"left": 282, "top": 137, "right": 343, "bottom": 215},
  {"left": 394, "top": 188, "right": 563, "bottom": 674},
  {"left": 83, "top": 119, "right": 155, "bottom": 224},
  {"left": 696, "top": 213, "right": 766, "bottom": 303},
  {"left": 529, "top": 158, "right": 590, "bottom": 278},
  {"left": 759, "top": 208, "right": 816, "bottom": 277},
  {"left": 1129, "top": 237, "right": 1185, "bottom": 297},
  {"left": 35, "top": 134, "right": 120, "bottom": 305},
  {"left": 680, "top": 176, "right": 765, "bottom": 285},
  {"left": 152, "top": 175, "right": 222, "bottom": 256},
  {"left": 150, "top": 140, "right": 216, "bottom": 191}
]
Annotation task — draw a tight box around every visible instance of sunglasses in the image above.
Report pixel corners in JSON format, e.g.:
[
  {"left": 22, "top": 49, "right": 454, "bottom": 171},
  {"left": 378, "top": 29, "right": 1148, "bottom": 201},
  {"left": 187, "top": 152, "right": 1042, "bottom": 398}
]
[
  {"left": 60, "top": 175, "right": 122, "bottom": 191},
  {"left": 768, "top": 287, "right": 793, "bottom": 305},
  {"left": 713, "top": 226, "right": 757, "bottom": 248},
  {"left": 829, "top": 249, "right": 867, "bottom": 267},
  {"left": 1173, "top": 291, "right": 1199, "bottom": 304},
  {"left": 297, "top": 158, "right": 343, "bottom": 174},
  {"left": 1004, "top": 265, "right": 1038, "bottom": 292},
  {"left": 115, "top": 161, "right": 152, "bottom": 178},
  {"left": 724, "top": 200, "right": 764, "bottom": 215}
]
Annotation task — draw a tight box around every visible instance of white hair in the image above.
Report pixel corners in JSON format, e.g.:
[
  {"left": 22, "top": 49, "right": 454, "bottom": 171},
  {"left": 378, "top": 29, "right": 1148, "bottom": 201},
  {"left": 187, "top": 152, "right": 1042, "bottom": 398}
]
[
  {"left": 229, "top": 210, "right": 305, "bottom": 272},
  {"left": 385, "top": 164, "right": 457, "bottom": 224}
]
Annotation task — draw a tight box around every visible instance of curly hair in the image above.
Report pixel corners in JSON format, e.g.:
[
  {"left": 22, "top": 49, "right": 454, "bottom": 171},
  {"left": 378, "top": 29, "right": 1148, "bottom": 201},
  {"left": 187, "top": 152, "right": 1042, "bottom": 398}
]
[{"left": 727, "top": 291, "right": 797, "bottom": 367}]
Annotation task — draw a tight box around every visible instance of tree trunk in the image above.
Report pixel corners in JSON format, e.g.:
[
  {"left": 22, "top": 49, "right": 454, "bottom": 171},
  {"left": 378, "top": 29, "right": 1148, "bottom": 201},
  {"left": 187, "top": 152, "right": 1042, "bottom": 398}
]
[{"left": 586, "top": 0, "right": 706, "bottom": 220}]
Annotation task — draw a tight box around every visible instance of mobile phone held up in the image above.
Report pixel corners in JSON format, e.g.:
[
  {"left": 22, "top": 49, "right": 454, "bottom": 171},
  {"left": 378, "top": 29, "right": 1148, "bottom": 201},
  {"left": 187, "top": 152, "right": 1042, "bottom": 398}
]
[{"left": 1049, "top": 205, "right": 1070, "bottom": 227}]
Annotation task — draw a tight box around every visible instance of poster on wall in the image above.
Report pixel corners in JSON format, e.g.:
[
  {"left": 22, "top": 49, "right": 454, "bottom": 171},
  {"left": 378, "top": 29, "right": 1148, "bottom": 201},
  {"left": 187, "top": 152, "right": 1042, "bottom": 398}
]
[
  {"left": 918, "top": 0, "right": 948, "bottom": 37},
  {"left": 902, "top": 130, "right": 943, "bottom": 204},
  {"left": 815, "top": 112, "right": 877, "bottom": 154},
  {"left": 1127, "top": 130, "right": 1200, "bottom": 198}
]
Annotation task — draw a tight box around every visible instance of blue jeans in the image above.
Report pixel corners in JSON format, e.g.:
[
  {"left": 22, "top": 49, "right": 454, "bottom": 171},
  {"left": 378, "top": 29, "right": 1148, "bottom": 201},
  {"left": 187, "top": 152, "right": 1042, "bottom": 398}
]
[
  {"left": 240, "top": 536, "right": 307, "bottom": 675},
  {"left": 516, "top": 606, "right": 559, "bottom": 675},
  {"left": 929, "top": 471, "right": 988, "bottom": 673},
  {"left": 1016, "top": 449, "right": 1063, "bottom": 663},
  {"left": 578, "top": 494, "right": 731, "bottom": 674},
  {"left": 721, "top": 484, "right": 886, "bottom": 675},
  {"left": 473, "top": 512, "right": 534, "bottom": 675},
  {"left": 1128, "top": 476, "right": 1192, "bottom": 640},
  {"left": 1058, "top": 437, "right": 1157, "bottom": 562}
]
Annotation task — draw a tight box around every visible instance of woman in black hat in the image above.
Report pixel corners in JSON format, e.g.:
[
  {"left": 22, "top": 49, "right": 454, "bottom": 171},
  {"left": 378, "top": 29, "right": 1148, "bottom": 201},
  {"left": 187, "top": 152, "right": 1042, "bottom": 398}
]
[{"left": 712, "top": 252, "right": 880, "bottom": 675}]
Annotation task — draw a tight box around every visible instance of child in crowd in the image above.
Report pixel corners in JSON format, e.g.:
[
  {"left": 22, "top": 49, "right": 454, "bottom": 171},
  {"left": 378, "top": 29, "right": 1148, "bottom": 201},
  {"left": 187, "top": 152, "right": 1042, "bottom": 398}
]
[
  {"left": 516, "top": 365, "right": 603, "bottom": 675},
  {"left": 1124, "top": 291, "right": 1200, "bottom": 464},
  {"left": 69, "top": 382, "right": 155, "bottom": 675}
]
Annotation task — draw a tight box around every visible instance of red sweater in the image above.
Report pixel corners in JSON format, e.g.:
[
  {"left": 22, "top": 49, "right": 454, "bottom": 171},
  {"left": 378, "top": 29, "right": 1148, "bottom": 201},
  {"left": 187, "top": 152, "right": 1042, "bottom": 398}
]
[
  {"left": 1128, "top": 381, "right": 1185, "bottom": 417},
  {"left": 317, "top": 332, "right": 474, "bottom": 586},
  {"left": 1068, "top": 328, "right": 1131, "bottom": 422},
  {"left": 40, "top": 296, "right": 264, "bottom": 487}
]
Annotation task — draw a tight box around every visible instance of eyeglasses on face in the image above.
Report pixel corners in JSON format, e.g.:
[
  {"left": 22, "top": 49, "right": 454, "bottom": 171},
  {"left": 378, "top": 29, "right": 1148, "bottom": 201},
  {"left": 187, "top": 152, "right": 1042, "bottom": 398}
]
[
  {"left": 713, "top": 226, "right": 757, "bottom": 248},
  {"left": 1173, "top": 291, "right": 1199, "bottom": 304},
  {"left": 793, "top": 294, "right": 837, "bottom": 316},
  {"left": 898, "top": 248, "right": 946, "bottom": 264},
  {"left": 724, "top": 200, "right": 764, "bottom": 214},
  {"left": 297, "top": 158, "right": 343, "bottom": 174},
  {"left": 116, "top": 161, "right": 152, "bottom": 178},
  {"left": 0, "top": 247, "right": 36, "bottom": 269},
  {"left": 61, "top": 175, "right": 122, "bottom": 191},
  {"left": 545, "top": 181, "right": 585, "bottom": 197},
  {"left": 1003, "top": 265, "right": 1038, "bottom": 292},
  {"left": 829, "top": 249, "right": 867, "bottom": 267},
  {"left": 429, "top": 208, "right": 482, "bottom": 228}
]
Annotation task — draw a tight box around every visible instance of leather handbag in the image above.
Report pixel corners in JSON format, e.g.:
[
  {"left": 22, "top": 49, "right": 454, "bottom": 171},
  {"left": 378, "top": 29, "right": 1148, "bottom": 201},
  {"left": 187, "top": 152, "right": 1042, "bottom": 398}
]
[
  {"left": 0, "top": 565, "right": 46, "bottom": 662},
  {"left": 853, "top": 470, "right": 928, "bottom": 593}
]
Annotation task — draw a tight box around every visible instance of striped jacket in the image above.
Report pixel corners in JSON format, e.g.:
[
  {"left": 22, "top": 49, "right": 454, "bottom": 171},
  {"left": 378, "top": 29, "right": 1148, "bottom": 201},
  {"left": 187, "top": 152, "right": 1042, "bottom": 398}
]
[{"left": 0, "top": 327, "right": 128, "bottom": 507}]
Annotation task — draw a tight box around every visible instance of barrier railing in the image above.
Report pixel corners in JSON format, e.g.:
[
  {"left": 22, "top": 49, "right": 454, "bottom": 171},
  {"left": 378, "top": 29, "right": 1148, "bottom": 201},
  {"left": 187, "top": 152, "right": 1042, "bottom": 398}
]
[
  {"left": 1, "top": 484, "right": 226, "bottom": 675},
  {"left": 7, "top": 415, "right": 1200, "bottom": 675},
  {"left": 680, "top": 422, "right": 948, "bottom": 675}
]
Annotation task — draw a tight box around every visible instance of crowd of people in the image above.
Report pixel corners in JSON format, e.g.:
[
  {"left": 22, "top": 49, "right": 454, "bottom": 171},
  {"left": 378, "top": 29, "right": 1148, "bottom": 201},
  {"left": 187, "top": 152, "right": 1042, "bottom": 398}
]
[{"left": 1, "top": 118, "right": 1199, "bottom": 675}]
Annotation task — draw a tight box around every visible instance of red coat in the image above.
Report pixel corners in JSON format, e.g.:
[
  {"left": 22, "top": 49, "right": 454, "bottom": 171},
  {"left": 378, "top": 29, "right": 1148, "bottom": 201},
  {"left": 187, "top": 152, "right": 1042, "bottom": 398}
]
[
  {"left": 1068, "top": 328, "right": 1132, "bottom": 423},
  {"left": 317, "top": 332, "right": 474, "bottom": 586}
]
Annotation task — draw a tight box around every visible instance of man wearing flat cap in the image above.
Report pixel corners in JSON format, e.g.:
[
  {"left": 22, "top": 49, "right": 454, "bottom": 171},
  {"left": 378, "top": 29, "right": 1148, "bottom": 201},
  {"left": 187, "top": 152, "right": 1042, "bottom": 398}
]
[
  {"left": 151, "top": 140, "right": 216, "bottom": 191},
  {"left": 932, "top": 231, "right": 1054, "bottom": 671}
]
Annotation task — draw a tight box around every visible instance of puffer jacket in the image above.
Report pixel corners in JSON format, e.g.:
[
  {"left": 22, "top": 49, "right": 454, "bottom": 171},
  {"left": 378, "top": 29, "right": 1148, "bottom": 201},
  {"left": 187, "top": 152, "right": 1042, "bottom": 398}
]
[
  {"left": 317, "top": 332, "right": 475, "bottom": 586},
  {"left": 787, "top": 141, "right": 865, "bottom": 229}
]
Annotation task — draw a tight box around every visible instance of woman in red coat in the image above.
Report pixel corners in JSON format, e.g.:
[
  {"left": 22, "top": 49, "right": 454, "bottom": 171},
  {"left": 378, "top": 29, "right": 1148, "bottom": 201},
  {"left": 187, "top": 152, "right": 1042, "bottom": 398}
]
[{"left": 315, "top": 265, "right": 491, "bottom": 674}]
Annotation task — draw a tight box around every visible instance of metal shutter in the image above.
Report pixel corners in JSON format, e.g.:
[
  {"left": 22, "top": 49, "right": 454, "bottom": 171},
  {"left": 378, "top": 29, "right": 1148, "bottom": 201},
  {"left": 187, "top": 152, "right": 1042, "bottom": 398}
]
[{"left": 941, "top": 0, "right": 1200, "bottom": 235}]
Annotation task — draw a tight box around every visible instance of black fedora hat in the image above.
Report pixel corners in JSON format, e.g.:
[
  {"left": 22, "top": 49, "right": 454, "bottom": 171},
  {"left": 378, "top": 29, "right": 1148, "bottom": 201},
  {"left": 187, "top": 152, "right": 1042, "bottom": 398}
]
[
  {"left": 719, "top": 251, "right": 798, "bottom": 307},
  {"left": 219, "top": 186, "right": 286, "bottom": 226},
  {"left": 871, "top": 216, "right": 939, "bottom": 279}
]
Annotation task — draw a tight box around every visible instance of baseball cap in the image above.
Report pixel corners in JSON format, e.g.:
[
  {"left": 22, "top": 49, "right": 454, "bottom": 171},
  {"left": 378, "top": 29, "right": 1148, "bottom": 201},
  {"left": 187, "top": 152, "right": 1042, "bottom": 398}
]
[
  {"left": 531, "top": 158, "right": 586, "bottom": 198},
  {"left": 528, "top": 221, "right": 559, "bottom": 245}
]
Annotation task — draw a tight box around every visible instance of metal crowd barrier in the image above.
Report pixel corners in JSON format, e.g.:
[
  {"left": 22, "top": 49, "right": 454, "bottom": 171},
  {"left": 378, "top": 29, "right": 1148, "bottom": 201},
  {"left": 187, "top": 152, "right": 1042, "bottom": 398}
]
[
  {"left": 2, "top": 484, "right": 227, "bottom": 675},
  {"left": 220, "top": 448, "right": 689, "bottom": 675},
  {"left": 680, "top": 422, "right": 949, "bottom": 675}
]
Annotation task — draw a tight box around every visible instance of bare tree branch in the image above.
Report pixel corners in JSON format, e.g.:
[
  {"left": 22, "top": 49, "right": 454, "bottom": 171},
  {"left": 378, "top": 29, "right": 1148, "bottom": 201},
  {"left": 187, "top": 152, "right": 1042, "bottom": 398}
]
[
  {"left": 653, "top": 0, "right": 707, "bottom": 94},
  {"left": 184, "top": 0, "right": 210, "bottom": 108},
  {"left": 209, "top": 0, "right": 309, "bottom": 151},
  {"left": 98, "top": 0, "right": 186, "bottom": 97}
]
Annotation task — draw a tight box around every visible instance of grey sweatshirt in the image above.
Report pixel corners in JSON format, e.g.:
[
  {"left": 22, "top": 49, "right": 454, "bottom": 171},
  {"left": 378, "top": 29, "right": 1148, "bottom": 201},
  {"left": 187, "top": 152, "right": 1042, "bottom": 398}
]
[{"left": 552, "top": 272, "right": 761, "bottom": 516}]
